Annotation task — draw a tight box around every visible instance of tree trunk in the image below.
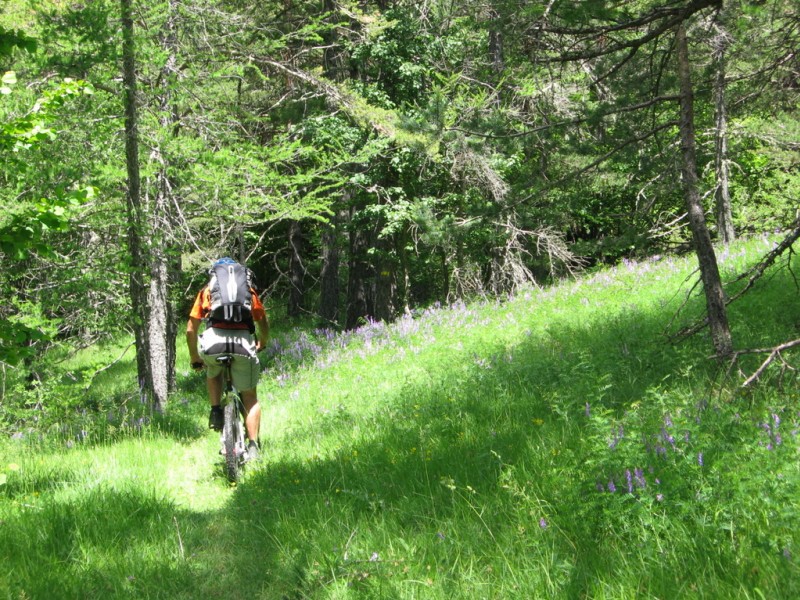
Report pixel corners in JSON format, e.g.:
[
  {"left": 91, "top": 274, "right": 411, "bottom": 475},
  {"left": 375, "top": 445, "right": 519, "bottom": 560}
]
[
  {"left": 145, "top": 0, "right": 181, "bottom": 411},
  {"left": 323, "top": 0, "right": 345, "bottom": 81},
  {"left": 346, "top": 206, "right": 371, "bottom": 329},
  {"left": 373, "top": 233, "right": 396, "bottom": 322},
  {"left": 317, "top": 1, "right": 347, "bottom": 327},
  {"left": 712, "top": 15, "right": 735, "bottom": 244},
  {"left": 120, "top": 0, "right": 149, "bottom": 396},
  {"left": 287, "top": 219, "right": 305, "bottom": 318},
  {"left": 396, "top": 227, "right": 411, "bottom": 314},
  {"left": 146, "top": 257, "right": 172, "bottom": 410},
  {"left": 453, "top": 239, "right": 467, "bottom": 300},
  {"left": 440, "top": 249, "right": 450, "bottom": 304},
  {"left": 488, "top": 8, "right": 504, "bottom": 76},
  {"left": 319, "top": 213, "right": 342, "bottom": 326},
  {"left": 676, "top": 24, "right": 732, "bottom": 358}
]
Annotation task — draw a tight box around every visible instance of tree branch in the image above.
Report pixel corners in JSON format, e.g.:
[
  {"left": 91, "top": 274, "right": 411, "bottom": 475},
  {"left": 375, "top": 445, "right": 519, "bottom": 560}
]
[
  {"left": 513, "top": 119, "right": 678, "bottom": 206},
  {"left": 728, "top": 338, "right": 800, "bottom": 388},
  {"left": 672, "top": 215, "right": 800, "bottom": 341},
  {"left": 540, "top": 0, "right": 722, "bottom": 63},
  {"left": 445, "top": 94, "right": 680, "bottom": 140},
  {"left": 728, "top": 215, "right": 800, "bottom": 303},
  {"left": 249, "top": 56, "right": 399, "bottom": 138}
]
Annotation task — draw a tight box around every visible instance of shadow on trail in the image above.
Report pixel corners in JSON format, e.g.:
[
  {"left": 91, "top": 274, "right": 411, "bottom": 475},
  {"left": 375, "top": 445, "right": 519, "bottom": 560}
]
[
  {"left": 7, "top": 260, "right": 799, "bottom": 598},
  {"left": 1, "top": 484, "right": 215, "bottom": 598},
  {"left": 199, "top": 268, "right": 799, "bottom": 598},
  {"left": 176, "top": 291, "right": 732, "bottom": 598}
]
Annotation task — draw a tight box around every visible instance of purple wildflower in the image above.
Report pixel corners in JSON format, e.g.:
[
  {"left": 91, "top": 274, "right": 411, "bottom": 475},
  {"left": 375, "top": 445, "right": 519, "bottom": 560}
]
[
  {"left": 625, "top": 470, "right": 634, "bottom": 493},
  {"left": 698, "top": 452, "right": 704, "bottom": 466},
  {"left": 608, "top": 480, "right": 617, "bottom": 493},
  {"left": 656, "top": 493, "right": 664, "bottom": 502},
  {"left": 585, "top": 403, "right": 591, "bottom": 418},
  {"left": 634, "top": 468, "right": 646, "bottom": 488},
  {"left": 609, "top": 425, "right": 624, "bottom": 450},
  {"left": 661, "top": 427, "right": 676, "bottom": 449},
  {"left": 539, "top": 518, "right": 548, "bottom": 529}
]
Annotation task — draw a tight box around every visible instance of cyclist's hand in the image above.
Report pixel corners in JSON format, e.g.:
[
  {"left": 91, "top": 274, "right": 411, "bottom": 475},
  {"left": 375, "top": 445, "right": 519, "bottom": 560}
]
[
  {"left": 191, "top": 361, "right": 205, "bottom": 372},
  {"left": 256, "top": 340, "right": 268, "bottom": 353}
]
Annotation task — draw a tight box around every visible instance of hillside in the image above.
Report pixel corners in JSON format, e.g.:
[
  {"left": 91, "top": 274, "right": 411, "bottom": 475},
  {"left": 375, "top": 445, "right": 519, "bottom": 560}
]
[{"left": 1, "top": 235, "right": 799, "bottom": 599}]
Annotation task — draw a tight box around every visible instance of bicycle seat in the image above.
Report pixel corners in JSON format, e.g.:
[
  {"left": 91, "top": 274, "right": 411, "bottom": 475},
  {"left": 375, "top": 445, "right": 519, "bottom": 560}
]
[{"left": 215, "top": 355, "right": 233, "bottom": 366}]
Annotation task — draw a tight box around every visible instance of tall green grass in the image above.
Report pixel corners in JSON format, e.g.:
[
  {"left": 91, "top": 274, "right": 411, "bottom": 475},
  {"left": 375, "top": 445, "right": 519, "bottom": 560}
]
[{"left": 1, "top": 235, "right": 798, "bottom": 598}]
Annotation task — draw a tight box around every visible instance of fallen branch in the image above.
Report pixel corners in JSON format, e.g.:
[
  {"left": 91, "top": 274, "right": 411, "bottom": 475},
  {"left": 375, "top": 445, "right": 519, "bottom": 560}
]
[
  {"left": 728, "top": 216, "right": 800, "bottom": 304},
  {"left": 83, "top": 340, "right": 135, "bottom": 391},
  {"left": 250, "top": 56, "right": 400, "bottom": 139},
  {"left": 726, "top": 338, "right": 800, "bottom": 388},
  {"left": 671, "top": 217, "right": 800, "bottom": 341}
]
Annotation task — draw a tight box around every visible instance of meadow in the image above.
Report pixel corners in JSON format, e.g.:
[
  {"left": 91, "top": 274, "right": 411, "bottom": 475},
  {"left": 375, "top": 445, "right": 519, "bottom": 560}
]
[{"left": 1, "top": 235, "right": 799, "bottom": 599}]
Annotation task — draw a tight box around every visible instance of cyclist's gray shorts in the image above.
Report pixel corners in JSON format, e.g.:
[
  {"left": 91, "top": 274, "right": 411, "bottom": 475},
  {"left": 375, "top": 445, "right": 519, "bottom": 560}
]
[{"left": 198, "top": 327, "right": 260, "bottom": 392}]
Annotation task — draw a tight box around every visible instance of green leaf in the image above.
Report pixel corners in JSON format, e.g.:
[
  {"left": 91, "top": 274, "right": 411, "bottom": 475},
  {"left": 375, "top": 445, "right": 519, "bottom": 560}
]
[{"left": 0, "top": 70, "right": 15, "bottom": 94}]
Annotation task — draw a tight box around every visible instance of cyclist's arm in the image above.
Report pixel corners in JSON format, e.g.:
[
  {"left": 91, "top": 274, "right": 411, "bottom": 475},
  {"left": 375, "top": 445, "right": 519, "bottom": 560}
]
[
  {"left": 186, "top": 316, "right": 204, "bottom": 367},
  {"left": 254, "top": 315, "right": 269, "bottom": 352}
]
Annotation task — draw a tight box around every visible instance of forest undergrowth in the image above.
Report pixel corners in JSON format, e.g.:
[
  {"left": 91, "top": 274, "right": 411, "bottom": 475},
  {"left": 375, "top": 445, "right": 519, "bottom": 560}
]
[{"left": 1, "top": 235, "right": 799, "bottom": 599}]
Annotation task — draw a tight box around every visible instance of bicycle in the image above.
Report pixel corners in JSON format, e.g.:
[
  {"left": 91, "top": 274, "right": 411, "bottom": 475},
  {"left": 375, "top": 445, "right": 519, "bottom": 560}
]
[{"left": 216, "top": 354, "right": 248, "bottom": 482}]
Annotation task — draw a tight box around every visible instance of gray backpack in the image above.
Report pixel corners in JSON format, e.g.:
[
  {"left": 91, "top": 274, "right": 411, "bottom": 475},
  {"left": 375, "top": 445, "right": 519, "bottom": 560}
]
[{"left": 207, "top": 261, "right": 254, "bottom": 331}]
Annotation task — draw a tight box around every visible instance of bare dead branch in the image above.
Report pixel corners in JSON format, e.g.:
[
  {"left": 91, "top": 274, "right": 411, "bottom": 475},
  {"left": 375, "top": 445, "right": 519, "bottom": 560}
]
[
  {"left": 514, "top": 119, "right": 679, "bottom": 207},
  {"left": 728, "top": 215, "right": 800, "bottom": 303},
  {"left": 672, "top": 216, "right": 800, "bottom": 341},
  {"left": 539, "top": 0, "right": 722, "bottom": 63},
  {"left": 728, "top": 338, "right": 800, "bottom": 388},
  {"left": 665, "top": 267, "right": 704, "bottom": 335},
  {"left": 249, "top": 56, "right": 399, "bottom": 138},
  {"left": 83, "top": 340, "right": 136, "bottom": 391},
  {"left": 444, "top": 94, "right": 680, "bottom": 140}
]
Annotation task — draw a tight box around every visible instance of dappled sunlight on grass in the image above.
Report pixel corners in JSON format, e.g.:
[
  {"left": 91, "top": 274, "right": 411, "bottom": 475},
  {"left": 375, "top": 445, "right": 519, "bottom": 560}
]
[{"left": 2, "top": 236, "right": 799, "bottom": 598}]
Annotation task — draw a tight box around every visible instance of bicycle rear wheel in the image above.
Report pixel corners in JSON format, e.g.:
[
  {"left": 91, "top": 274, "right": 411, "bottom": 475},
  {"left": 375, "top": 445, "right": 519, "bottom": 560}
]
[{"left": 223, "top": 400, "right": 245, "bottom": 482}]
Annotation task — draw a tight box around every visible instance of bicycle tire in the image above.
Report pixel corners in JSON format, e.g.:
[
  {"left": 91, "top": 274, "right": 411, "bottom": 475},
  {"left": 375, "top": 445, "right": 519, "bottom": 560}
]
[{"left": 223, "top": 399, "right": 243, "bottom": 482}]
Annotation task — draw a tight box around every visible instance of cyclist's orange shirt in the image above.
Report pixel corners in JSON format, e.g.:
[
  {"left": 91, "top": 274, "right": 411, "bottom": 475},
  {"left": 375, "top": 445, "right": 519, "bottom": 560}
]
[{"left": 189, "top": 287, "right": 266, "bottom": 329}]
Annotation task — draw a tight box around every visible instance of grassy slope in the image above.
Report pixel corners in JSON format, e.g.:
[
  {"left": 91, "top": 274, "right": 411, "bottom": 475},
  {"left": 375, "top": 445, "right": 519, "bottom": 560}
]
[{"left": 1, "top": 236, "right": 799, "bottom": 599}]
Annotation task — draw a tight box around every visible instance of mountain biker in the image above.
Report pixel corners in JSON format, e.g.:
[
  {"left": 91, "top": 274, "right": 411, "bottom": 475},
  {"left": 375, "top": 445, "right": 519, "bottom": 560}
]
[{"left": 186, "top": 257, "right": 270, "bottom": 461}]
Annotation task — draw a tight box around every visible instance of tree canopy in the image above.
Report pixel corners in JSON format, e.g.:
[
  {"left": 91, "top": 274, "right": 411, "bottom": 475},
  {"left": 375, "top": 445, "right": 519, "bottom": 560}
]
[{"left": 1, "top": 0, "right": 797, "bottom": 400}]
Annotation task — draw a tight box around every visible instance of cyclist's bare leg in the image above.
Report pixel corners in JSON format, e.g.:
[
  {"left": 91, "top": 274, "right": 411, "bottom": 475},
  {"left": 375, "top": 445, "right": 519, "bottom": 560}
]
[
  {"left": 207, "top": 373, "right": 223, "bottom": 407},
  {"left": 240, "top": 388, "right": 261, "bottom": 442}
]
